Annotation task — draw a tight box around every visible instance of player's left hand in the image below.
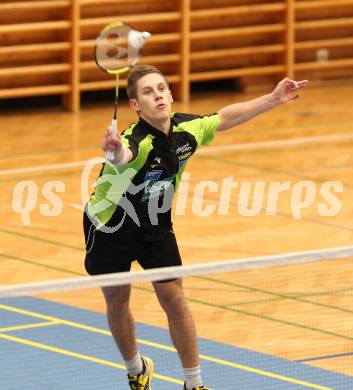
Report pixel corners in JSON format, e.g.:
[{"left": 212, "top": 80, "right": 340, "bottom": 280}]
[{"left": 272, "top": 78, "right": 309, "bottom": 104}]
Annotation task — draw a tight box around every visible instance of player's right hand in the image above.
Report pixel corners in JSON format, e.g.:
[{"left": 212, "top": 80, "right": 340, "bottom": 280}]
[{"left": 102, "top": 126, "right": 123, "bottom": 153}]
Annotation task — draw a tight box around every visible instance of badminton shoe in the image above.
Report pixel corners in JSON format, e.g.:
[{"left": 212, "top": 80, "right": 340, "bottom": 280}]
[
  {"left": 128, "top": 356, "right": 154, "bottom": 389},
  {"left": 183, "top": 384, "right": 211, "bottom": 390}
]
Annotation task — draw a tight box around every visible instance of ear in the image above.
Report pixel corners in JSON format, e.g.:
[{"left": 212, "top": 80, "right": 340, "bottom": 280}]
[
  {"left": 169, "top": 89, "right": 173, "bottom": 103},
  {"left": 129, "top": 98, "right": 140, "bottom": 113}
]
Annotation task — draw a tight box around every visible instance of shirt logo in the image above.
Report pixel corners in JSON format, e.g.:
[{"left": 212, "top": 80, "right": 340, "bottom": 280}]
[
  {"left": 176, "top": 142, "right": 192, "bottom": 155},
  {"left": 178, "top": 152, "right": 192, "bottom": 161},
  {"left": 142, "top": 174, "right": 176, "bottom": 202},
  {"left": 145, "top": 170, "right": 162, "bottom": 181},
  {"left": 151, "top": 156, "right": 162, "bottom": 169}
]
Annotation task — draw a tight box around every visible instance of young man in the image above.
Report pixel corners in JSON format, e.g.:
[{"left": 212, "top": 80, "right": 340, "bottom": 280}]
[{"left": 84, "top": 65, "right": 308, "bottom": 390}]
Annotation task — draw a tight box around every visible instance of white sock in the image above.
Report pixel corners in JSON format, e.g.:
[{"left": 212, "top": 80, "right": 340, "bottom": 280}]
[
  {"left": 184, "top": 365, "right": 202, "bottom": 389},
  {"left": 125, "top": 352, "right": 143, "bottom": 376}
]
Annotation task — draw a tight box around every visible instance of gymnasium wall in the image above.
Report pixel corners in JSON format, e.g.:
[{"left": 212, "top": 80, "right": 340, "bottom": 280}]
[{"left": 0, "top": 0, "right": 352, "bottom": 111}]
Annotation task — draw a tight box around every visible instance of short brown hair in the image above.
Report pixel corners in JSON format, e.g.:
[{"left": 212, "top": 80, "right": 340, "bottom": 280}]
[{"left": 126, "top": 65, "right": 169, "bottom": 99}]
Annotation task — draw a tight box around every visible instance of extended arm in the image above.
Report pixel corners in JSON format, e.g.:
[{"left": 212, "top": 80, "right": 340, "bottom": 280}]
[{"left": 217, "top": 78, "right": 309, "bottom": 132}]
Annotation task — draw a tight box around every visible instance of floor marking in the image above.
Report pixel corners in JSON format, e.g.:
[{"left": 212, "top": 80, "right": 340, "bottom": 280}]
[
  {"left": 187, "top": 294, "right": 353, "bottom": 343},
  {"left": 0, "top": 304, "right": 334, "bottom": 388},
  {"left": 197, "top": 132, "right": 353, "bottom": 155},
  {"left": 1, "top": 132, "right": 353, "bottom": 177},
  {"left": 195, "top": 354, "right": 333, "bottom": 390},
  {"left": 0, "top": 161, "right": 86, "bottom": 177},
  {"left": 0, "top": 332, "right": 183, "bottom": 385},
  {"left": 296, "top": 351, "right": 353, "bottom": 363},
  {"left": 0, "top": 253, "right": 83, "bottom": 274},
  {"left": 199, "top": 277, "right": 353, "bottom": 316},
  {"left": 0, "top": 231, "right": 83, "bottom": 251},
  {"left": 0, "top": 320, "right": 59, "bottom": 332}
]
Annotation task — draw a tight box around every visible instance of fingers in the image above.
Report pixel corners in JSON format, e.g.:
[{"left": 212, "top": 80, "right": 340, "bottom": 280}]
[
  {"left": 102, "top": 125, "right": 121, "bottom": 152},
  {"left": 297, "top": 80, "right": 309, "bottom": 88},
  {"left": 283, "top": 78, "right": 309, "bottom": 89},
  {"left": 274, "top": 78, "right": 308, "bottom": 103},
  {"left": 107, "top": 125, "right": 121, "bottom": 142}
]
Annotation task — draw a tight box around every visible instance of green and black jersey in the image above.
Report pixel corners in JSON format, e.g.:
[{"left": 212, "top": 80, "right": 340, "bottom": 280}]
[{"left": 87, "top": 112, "right": 220, "bottom": 240}]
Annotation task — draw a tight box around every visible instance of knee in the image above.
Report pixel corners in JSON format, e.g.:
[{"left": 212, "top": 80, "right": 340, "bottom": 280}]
[
  {"left": 106, "top": 296, "right": 129, "bottom": 315},
  {"left": 103, "top": 288, "right": 130, "bottom": 316},
  {"left": 159, "top": 291, "right": 188, "bottom": 316}
]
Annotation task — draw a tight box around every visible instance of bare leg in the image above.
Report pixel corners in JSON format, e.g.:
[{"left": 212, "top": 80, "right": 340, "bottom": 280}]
[
  {"left": 102, "top": 284, "right": 137, "bottom": 361},
  {"left": 153, "top": 279, "right": 199, "bottom": 368}
]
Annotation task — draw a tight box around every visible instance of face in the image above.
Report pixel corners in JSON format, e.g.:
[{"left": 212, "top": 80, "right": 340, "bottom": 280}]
[{"left": 129, "top": 73, "right": 173, "bottom": 124}]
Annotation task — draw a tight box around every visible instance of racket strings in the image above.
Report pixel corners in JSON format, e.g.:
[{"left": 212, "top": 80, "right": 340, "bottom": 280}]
[{"left": 95, "top": 25, "right": 138, "bottom": 73}]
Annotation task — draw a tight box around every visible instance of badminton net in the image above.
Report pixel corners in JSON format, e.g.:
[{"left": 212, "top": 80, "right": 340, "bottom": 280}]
[{"left": 1, "top": 245, "right": 353, "bottom": 390}]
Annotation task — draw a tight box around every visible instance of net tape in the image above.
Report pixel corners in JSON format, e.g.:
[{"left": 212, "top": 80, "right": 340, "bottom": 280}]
[{"left": 0, "top": 245, "right": 352, "bottom": 298}]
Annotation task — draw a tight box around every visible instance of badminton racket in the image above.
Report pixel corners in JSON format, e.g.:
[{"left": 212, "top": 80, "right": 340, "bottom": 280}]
[{"left": 94, "top": 21, "right": 151, "bottom": 161}]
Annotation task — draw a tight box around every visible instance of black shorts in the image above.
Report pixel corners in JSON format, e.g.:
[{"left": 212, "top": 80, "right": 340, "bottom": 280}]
[{"left": 83, "top": 212, "right": 182, "bottom": 278}]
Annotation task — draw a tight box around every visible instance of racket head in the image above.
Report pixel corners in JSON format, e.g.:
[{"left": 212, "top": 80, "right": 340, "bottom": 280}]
[{"left": 94, "top": 21, "right": 142, "bottom": 76}]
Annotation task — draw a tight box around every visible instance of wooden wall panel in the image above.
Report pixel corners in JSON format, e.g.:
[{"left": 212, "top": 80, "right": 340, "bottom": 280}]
[{"left": 0, "top": 0, "right": 352, "bottom": 110}]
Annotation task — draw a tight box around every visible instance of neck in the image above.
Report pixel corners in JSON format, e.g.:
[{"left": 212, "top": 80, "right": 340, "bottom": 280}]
[{"left": 141, "top": 115, "right": 170, "bottom": 135}]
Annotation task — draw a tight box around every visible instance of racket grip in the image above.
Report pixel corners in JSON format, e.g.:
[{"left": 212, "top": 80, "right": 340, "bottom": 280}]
[{"left": 106, "top": 119, "right": 117, "bottom": 161}]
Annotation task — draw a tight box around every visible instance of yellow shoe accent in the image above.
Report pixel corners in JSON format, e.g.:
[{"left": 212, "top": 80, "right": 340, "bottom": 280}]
[
  {"left": 128, "top": 356, "right": 154, "bottom": 389},
  {"left": 184, "top": 384, "right": 211, "bottom": 390}
]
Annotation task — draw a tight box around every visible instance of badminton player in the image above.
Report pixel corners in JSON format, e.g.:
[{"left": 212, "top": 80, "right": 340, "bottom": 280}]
[{"left": 84, "top": 65, "right": 308, "bottom": 389}]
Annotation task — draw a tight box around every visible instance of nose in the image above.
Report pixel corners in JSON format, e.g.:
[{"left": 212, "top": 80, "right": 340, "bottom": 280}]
[{"left": 154, "top": 88, "right": 162, "bottom": 100}]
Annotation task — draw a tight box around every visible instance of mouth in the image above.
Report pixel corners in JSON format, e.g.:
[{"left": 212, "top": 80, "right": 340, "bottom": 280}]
[{"left": 156, "top": 103, "right": 167, "bottom": 109}]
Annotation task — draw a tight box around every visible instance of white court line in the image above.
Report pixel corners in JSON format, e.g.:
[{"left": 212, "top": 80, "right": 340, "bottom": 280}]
[
  {"left": 1, "top": 132, "right": 353, "bottom": 177},
  {"left": 197, "top": 131, "right": 353, "bottom": 154},
  {"left": 0, "top": 161, "right": 87, "bottom": 177}
]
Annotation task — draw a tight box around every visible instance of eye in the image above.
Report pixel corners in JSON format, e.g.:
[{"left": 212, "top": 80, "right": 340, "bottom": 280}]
[{"left": 159, "top": 86, "right": 166, "bottom": 92}]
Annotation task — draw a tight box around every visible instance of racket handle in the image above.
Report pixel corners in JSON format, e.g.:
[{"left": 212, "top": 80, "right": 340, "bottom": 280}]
[{"left": 106, "top": 118, "right": 117, "bottom": 161}]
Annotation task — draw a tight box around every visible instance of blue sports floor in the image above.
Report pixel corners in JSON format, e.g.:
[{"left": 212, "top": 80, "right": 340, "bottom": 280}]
[{"left": 1, "top": 297, "right": 353, "bottom": 389}]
